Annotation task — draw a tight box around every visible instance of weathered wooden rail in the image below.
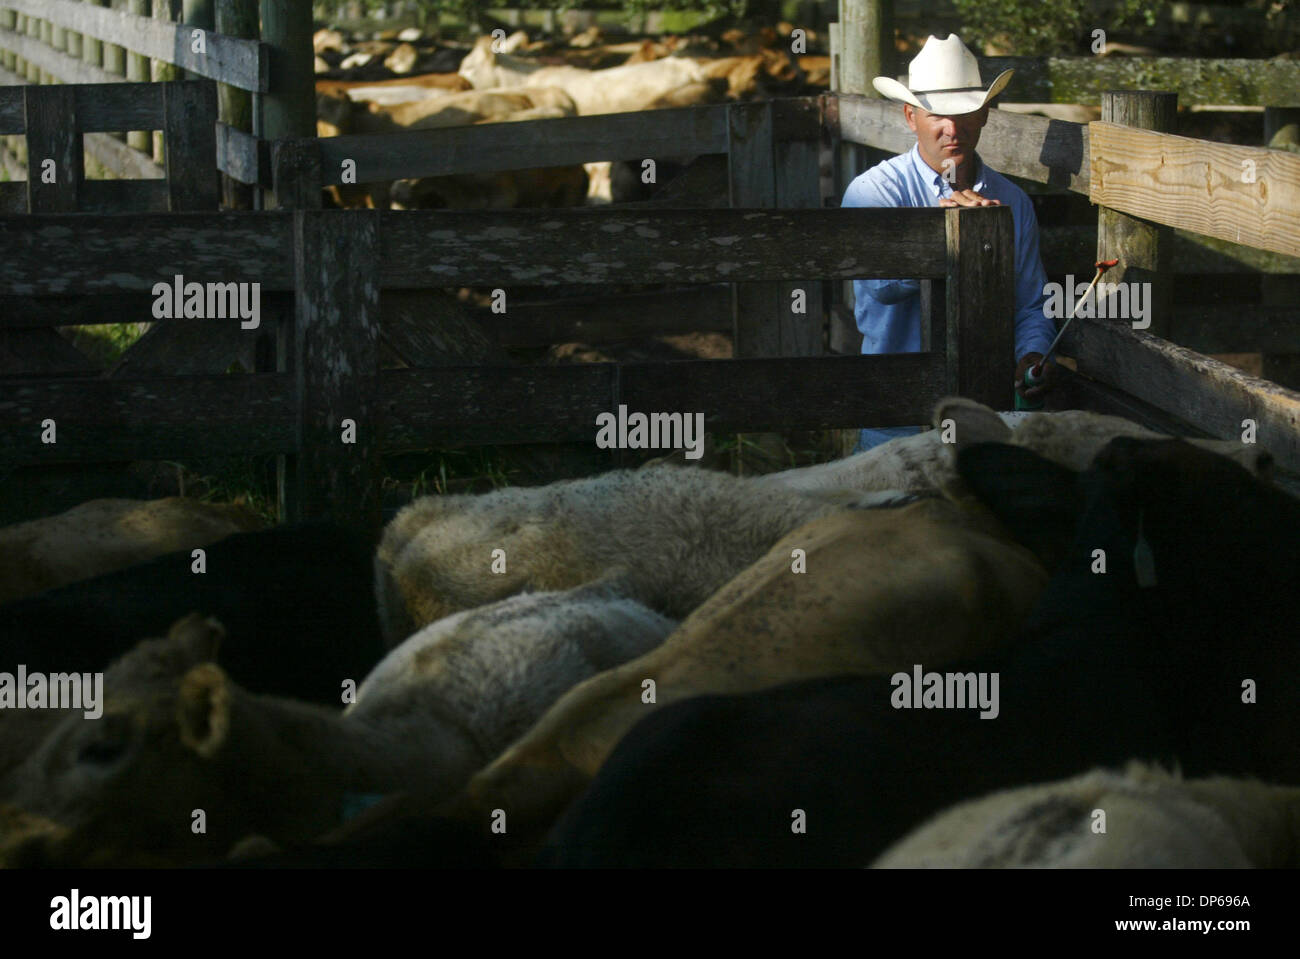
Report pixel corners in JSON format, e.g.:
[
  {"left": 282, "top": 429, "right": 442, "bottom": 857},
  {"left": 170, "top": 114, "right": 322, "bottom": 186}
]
[{"left": 0, "top": 204, "right": 1014, "bottom": 533}]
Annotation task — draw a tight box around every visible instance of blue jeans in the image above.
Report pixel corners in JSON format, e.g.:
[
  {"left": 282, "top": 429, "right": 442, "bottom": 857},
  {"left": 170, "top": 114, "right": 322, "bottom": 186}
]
[{"left": 853, "top": 426, "right": 922, "bottom": 453}]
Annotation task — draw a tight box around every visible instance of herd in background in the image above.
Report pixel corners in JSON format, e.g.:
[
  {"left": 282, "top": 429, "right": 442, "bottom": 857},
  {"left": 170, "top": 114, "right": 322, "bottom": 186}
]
[
  {"left": 311, "top": 23, "right": 826, "bottom": 210},
  {"left": 0, "top": 397, "right": 1296, "bottom": 869}
]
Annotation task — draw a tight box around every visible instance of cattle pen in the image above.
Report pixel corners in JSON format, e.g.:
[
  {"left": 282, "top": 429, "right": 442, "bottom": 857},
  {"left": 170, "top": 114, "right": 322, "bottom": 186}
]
[{"left": 2, "top": 1, "right": 1300, "bottom": 535}]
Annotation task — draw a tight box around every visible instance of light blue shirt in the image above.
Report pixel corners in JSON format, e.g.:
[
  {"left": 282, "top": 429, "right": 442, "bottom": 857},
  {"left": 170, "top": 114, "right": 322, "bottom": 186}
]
[{"left": 842, "top": 143, "right": 1056, "bottom": 363}]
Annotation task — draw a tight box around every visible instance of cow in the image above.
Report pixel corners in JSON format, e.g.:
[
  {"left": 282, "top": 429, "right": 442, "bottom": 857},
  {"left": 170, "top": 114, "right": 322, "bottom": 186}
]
[
  {"left": 536, "top": 436, "right": 1300, "bottom": 866},
  {"left": 0, "top": 497, "right": 262, "bottom": 605},
  {"left": 872, "top": 762, "right": 1300, "bottom": 868}
]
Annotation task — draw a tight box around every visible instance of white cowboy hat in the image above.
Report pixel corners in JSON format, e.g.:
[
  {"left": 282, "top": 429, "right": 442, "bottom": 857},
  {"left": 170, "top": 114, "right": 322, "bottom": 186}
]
[{"left": 872, "top": 34, "right": 1014, "bottom": 116}]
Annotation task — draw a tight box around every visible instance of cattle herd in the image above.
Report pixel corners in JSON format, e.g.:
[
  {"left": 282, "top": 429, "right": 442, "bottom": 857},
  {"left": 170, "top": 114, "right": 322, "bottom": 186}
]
[
  {"left": 311, "top": 23, "right": 824, "bottom": 210},
  {"left": 0, "top": 396, "right": 1296, "bottom": 869}
]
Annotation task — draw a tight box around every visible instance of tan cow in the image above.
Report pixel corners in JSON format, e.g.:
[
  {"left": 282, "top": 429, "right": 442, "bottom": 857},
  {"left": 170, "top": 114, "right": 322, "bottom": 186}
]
[
  {"left": 0, "top": 498, "right": 263, "bottom": 605},
  {"left": 0, "top": 586, "right": 675, "bottom": 866},
  {"left": 873, "top": 762, "right": 1300, "bottom": 868},
  {"left": 459, "top": 491, "right": 1048, "bottom": 830}
]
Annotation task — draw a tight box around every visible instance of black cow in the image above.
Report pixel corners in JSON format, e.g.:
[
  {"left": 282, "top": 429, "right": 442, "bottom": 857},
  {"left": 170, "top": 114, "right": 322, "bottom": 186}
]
[
  {"left": 539, "top": 438, "right": 1300, "bottom": 867},
  {"left": 0, "top": 522, "right": 386, "bottom": 707}
]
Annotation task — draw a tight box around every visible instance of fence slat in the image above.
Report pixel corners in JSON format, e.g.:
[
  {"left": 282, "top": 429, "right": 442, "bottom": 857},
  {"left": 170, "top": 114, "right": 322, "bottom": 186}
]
[
  {"left": 286, "top": 209, "right": 381, "bottom": 535},
  {"left": 728, "top": 100, "right": 782, "bottom": 359},
  {"left": 945, "top": 205, "right": 1016, "bottom": 410},
  {"left": 0, "top": 0, "right": 267, "bottom": 91},
  {"left": 163, "top": 78, "right": 217, "bottom": 209},
  {"left": 24, "top": 85, "right": 81, "bottom": 213}
]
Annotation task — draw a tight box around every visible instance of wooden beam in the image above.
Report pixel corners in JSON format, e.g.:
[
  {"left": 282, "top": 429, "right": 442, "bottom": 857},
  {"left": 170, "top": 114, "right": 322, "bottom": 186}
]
[
  {"left": 0, "top": 177, "right": 168, "bottom": 213},
  {"left": 1090, "top": 119, "right": 1300, "bottom": 260},
  {"left": 315, "top": 105, "right": 732, "bottom": 186},
  {"left": 946, "top": 205, "right": 1015, "bottom": 409},
  {"left": 381, "top": 352, "right": 949, "bottom": 448},
  {"left": 1061, "top": 315, "right": 1300, "bottom": 473},
  {"left": 214, "top": 0, "right": 256, "bottom": 209},
  {"left": 23, "top": 85, "right": 82, "bottom": 213},
  {"left": 728, "top": 99, "right": 781, "bottom": 359},
  {"left": 163, "top": 78, "right": 218, "bottom": 209},
  {"left": 835, "top": 95, "right": 1091, "bottom": 193},
  {"left": 0, "top": 212, "right": 294, "bottom": 294},
  {"left": 0, "top": 81, "right": 168, "bottom": 134},
  {"left": 478, "top": 285, "right": 732, "bottom": 348},
  {"left": 377, "top": 208, "right": 950, "bottom": 289},
  {"left": 214, "top": 119, "right": 264, "bottom": 186},
  {"left": 1096, "top": 92, "right": 1177, "bottom": 340},
  {"left": 0, "top": 0, "right": 266, "bottom": 92},
  {"left": 286, "top": 209, "right": 381, "bottom": 535},
  {"left": 0, "top": 23, "right": 121, "bottom": 84},
  {"left": 0, "top": 371, "right": 294, "bottom": 466}
]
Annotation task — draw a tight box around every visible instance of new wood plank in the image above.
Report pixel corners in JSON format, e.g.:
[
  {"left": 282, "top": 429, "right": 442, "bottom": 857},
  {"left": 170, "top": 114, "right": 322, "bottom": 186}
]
[{"left": 1089, "top": 121, "right": 1300, "bottom": 259}]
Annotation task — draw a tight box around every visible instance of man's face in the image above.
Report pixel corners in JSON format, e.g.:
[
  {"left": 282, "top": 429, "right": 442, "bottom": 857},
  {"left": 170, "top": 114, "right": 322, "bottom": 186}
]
[{"left": 904, "top": 103, "right": 989, "bottom": 180}]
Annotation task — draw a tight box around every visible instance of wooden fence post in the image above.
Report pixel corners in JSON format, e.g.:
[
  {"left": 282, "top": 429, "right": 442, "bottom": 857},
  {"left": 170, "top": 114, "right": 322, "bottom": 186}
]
[
  {"left": 260, "top": 0, "right": 315, "bottom": 208},
  {"left": 163, "top": 81, "right": 219, "bottom": 210},
  {"left": 946, "top": 205, "right": 1015, "bottom": 409},
  {"left": 127, "top": 1, "right": 152, "bottom": 152},
  {"left": 728, "top": 100, "right": 782, "bottom": 359},
  {"left": 23, "top": 12, "right": 39, "bottom": 82},
  {"left": 839, "top": 0, "right": 893, "bottom": 98},
  {"left": 1097, "top": 90, "right": 1176, "bottom": 340},
  {"left": 286, "top": 209, "right": 382, "bottom": 539},
  {"left": 153, "top": 0, "right": 181, "bottom": 165},
  {"left": 0, "top": 9, "right": 14, "bottom": 71},
  {"left": 215, "top": 0, "right": 257, "bottom": 209},
  {"left": 24, "top": 86, "right": 82, "bottom": 213},
  {"left": 81, "top": 3, "right": 102, "bottom": 74}
]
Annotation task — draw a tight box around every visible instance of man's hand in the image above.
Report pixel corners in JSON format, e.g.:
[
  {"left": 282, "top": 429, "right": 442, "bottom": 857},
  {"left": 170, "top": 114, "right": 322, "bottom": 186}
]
[
  {"left": 1014, "top": 353, "right": 1052, "bottom": 401},
  {"left": 938, "top": 189, "right": 1001, "bottom": 208}
]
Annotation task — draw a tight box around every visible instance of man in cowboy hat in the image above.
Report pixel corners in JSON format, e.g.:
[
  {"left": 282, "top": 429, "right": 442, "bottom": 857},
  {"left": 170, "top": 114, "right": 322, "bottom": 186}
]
[{"left": 842, "top": 33, "right": 1057, "bottom": 450}]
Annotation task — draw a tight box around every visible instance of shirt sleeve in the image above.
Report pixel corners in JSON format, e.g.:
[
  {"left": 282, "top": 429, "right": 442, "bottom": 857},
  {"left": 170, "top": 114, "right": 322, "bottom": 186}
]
[
  {"left": 1011, "top": 195, "right": 1056, "bottom": 363},
  {"left": 842, "top": 171, "right": 920, "bottom": 305}
]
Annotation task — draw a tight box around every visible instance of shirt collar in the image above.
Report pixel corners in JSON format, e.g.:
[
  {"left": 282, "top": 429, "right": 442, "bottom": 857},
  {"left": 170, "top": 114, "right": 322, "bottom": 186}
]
[{"left": 910, "top": 143, "right": 986, "bottom": 198}]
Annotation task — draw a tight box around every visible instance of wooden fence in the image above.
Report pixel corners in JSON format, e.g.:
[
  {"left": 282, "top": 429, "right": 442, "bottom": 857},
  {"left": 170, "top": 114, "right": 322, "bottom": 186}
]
[{"left": 0, "top": 203, "right": 1015, "bottom": 534}]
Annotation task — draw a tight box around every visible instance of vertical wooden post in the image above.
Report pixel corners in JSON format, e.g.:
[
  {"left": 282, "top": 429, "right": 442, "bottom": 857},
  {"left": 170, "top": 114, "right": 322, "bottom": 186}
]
[
  {"left": 127, "top": 0, "right": 152, "bottom": 152},
  {"left": 286, "top": 209, "right": 382, "bottom": 539},
  {"left": 839, "top": 0, "right": 893, "bottom": 97},
  {"left": 946, "top": 205, "right": 1015, "bottom": 409},
  {"left": 0, "top": 9, "right": 15, "bottom": 72},
  {"left": 24, "top": 13, "right": 39, "bottom": 82},
  {"left": 24, "top": 86, "right": 82, "bottom": 212},
  {"left": 181, "top": 0, "right": 215, "bottom": 81},
  {"left": 272, "top": 137, "right": 325, "bottom": 210},
  {"left": 82, "top": 3, "right": 103, "bottom": 73},
  {"left": 260, "top": 0, "right": 315, "bottom": 207},
  {"left": 1097, "top": 91, "right": 1175, "bottom": 340},
  {"left": 774, "top": 102, "right": 824, "bottom": 357},
  {"left": 153, "top": 0, "right": 181, "bottom": 165},
  {"left": 163, "top": 81, "right": 219, "bottom": 209},
  {"left": 65, "top": 12, "right": 83, "bottom": 63},
  {"left": 38, "top": 17, "right": 52, "bottom": 82},
  {"left": 728, "top": 100, "right": 782, "bottom": 359},
  {"left": 216, "top": 0, "right": 257, "bottom": 209}
]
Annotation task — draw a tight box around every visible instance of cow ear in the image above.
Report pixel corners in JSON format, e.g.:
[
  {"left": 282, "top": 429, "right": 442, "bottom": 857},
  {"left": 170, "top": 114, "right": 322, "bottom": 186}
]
[
  {"left": 932, "top": 396, "right": 1013, "bottom": 448},
  {"left": 955, "top": 442, "right": 1081, "bottom": 567},
  {"left": 167, "top": 614, "right": 224, "bottom": 665},
  {"left": 176, "top": 664, "right": 231, "bottom": 759}
]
